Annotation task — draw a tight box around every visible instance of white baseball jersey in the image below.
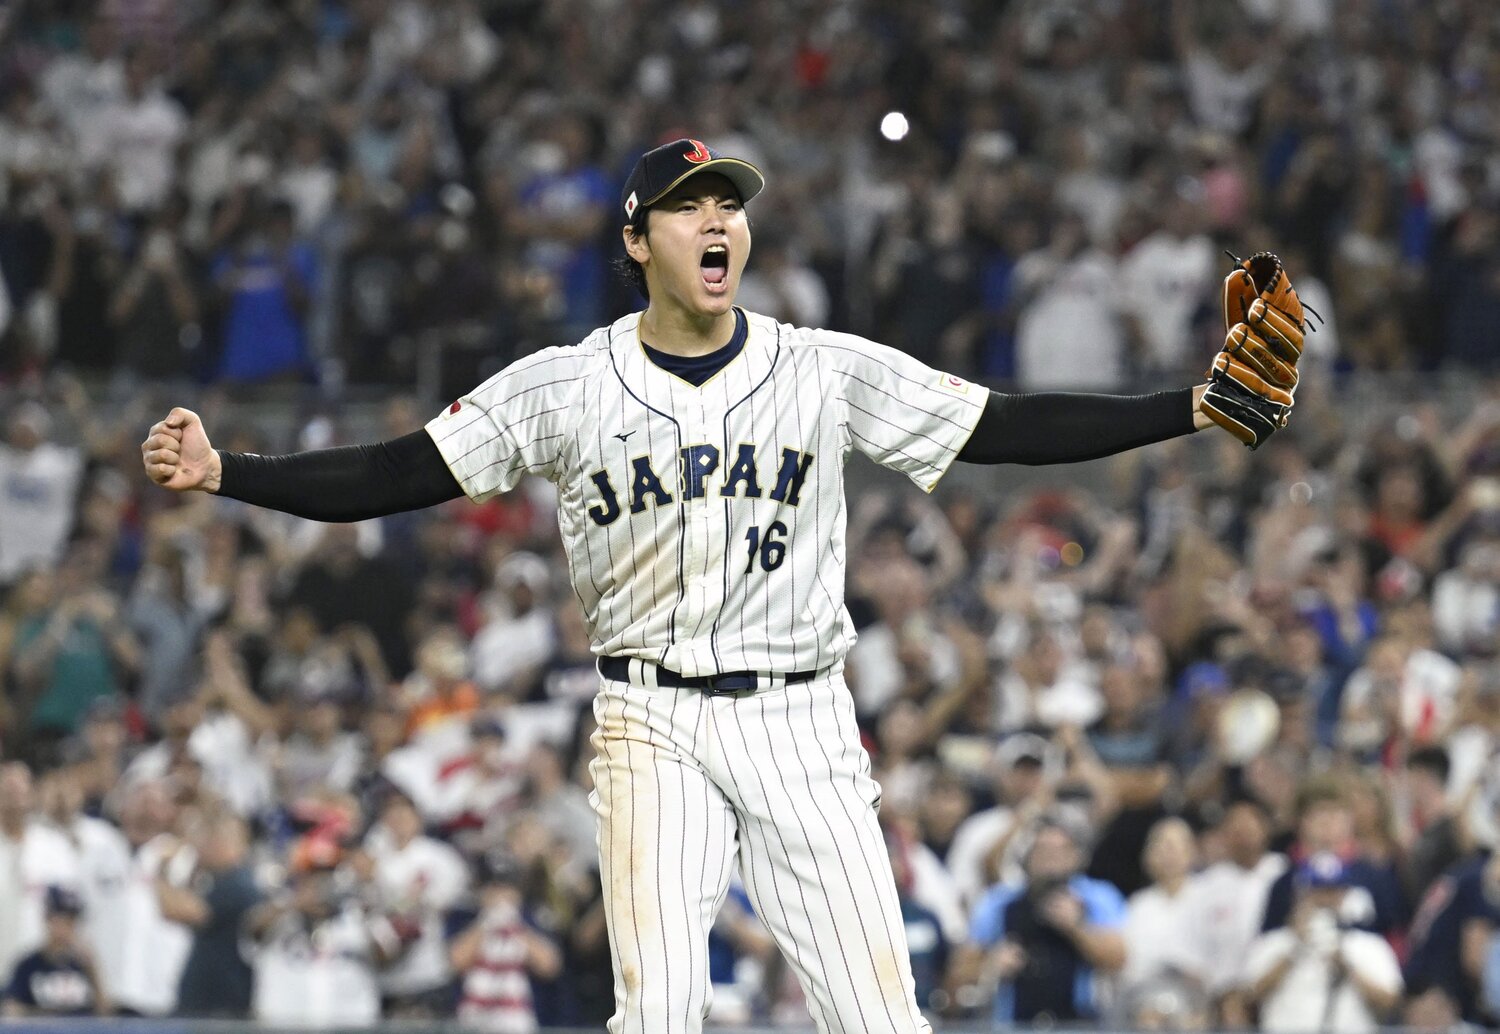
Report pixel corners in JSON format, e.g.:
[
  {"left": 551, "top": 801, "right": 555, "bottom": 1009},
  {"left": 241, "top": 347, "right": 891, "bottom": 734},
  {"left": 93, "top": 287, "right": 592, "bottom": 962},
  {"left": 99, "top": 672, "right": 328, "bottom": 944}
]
[{"left": 424, "top": 308, "right": 987, "bottom": 676}]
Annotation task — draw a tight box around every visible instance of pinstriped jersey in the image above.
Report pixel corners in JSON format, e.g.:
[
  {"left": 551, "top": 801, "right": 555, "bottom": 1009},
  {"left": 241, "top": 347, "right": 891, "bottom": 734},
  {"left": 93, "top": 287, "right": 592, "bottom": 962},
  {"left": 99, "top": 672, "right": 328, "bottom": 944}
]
[{"left": 424, "top": 308, "right": 988, "bottom": 676}]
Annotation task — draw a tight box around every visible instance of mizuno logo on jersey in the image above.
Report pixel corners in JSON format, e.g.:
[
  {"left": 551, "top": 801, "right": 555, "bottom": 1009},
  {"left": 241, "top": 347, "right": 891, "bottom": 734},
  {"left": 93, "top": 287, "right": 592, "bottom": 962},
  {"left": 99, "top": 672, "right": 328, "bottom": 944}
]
[{"left": 586, "top": 445, "right": 814, "bottom": 526}]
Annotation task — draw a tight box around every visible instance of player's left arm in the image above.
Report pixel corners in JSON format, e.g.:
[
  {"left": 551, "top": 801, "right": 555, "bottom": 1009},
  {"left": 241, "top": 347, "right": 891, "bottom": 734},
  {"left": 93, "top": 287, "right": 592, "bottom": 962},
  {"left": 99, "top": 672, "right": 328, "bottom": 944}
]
[
  {"left": 825, "top": 330, "right": 1211, "bottom": 492},
  {"left": 956, "top": 385, "right": 1210, "bottom": 466}
]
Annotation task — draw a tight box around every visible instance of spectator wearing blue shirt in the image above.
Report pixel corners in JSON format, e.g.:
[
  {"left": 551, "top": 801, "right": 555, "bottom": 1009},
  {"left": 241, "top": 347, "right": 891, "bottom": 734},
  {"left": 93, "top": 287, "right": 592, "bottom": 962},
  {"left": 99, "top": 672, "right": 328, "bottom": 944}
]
[
  {"left": 964, "top": 817, "right": 1127, "bottom": 1024},
  {"left": 212, "top": 199, "right": 318, "bottom": 382},
  {"left": 3, "top": 886, "right": 106, "bottom": 1018},
  {"left": 508, "top": 115, "right": 612, "bottom": 341},
  {"left": 1405, "top": 851, "right": 1500, "bottom": 1023}
]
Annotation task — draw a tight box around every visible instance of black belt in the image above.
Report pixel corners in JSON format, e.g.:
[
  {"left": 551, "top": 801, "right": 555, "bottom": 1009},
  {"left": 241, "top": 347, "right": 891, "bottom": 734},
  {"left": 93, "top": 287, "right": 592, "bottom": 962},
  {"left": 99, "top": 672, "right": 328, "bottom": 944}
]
[{"left": 597, "top": 657, "right": 818, "bottom": 694}]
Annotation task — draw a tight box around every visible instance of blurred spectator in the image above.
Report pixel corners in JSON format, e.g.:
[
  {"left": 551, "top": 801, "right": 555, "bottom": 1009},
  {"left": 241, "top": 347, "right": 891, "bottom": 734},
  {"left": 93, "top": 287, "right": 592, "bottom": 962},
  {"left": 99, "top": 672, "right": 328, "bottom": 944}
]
[
  {"left": 362, "top": 789, "right": 470, "bottom": 1017},
  {"left": 948, "top": 733, "right": 1052, "bottom": 907},
  {"left": 1401, "top": 746, "right": 1464, "bottom": 907},
  {"left": 1120, "top": 818, "right": 1202, "bottom": 1001},
  {"left": 109, "top": 778, "right": 192, "bottom": 1017},
  {"left": 124, "top": 541, "right": 205, "bottom": 724},
  {"left": 37, "top": 770, "right": 130, "bottom": 1009},
  {"left": 250, "top": 842, "right": 385, "bottom": 1028},
  {"left": 0, "top": 763, "right": 81, "bottom": 987},
  {"left": 471, "top": 552, "right": 554, "bottom": 697},
  {"left": 735, "top": 228, "right": 831, "bottom": 329},
  {"left": 1117, "top": 184, "right": 1216, "bottom": 376},
  {"left": 504, "top": 114, "right": 612, "bottom": 342},
  {"left": 885, "top": 823, "right": 951, "bottom": 1015},
  {"left": 1011, "top": 212, "right": 1124, "bottom": 390},
  {"left": 963, "top": 817, "right": 1126, "bottom": 1024},
  {"left": 99, "top": 47, "right": 186, "bottom": 214},
  {"left": 276, "top": 687, "right": 364, "bottom": 799},
  {"left": 1261, "top": 779, "right": 1404, "bottom": 937},
  {"left": 210, "top": 198, "right": 317, "bottom": 383},
  {"left": 1340, "top": 633, "right": 1462, "bottom": 759},
  {"left": 286, "top": 523, "right": 415, "bottom": 676},
  {"left": 158, "top": 811, "right": 262, "bottom": 1018},
  {"left": 2, "top": 886, "right": 107, "bottom": 1018},
  {"left": 0, "top": 403, "right": 84, "bottom": 584},
  {"left": 995, "top": 630, "right": 1103, "bottom": 732},
  {"left": 1404, "top": 849, "right": 1500, "bottom": 1024},
  {"left": 106, "top": 196, "right": 200, "bottom": 385},
  {"left": 9, "top": 541, "right": 139, "bottom": 757},
  {"left": 1181, "top": 798, "right": 1286, "bottom": 1019},
  {"left": 1244, "top": 853, "right": 1403, "bottom": 1034},
  {"left": 450, "top": 853, "right": 562, "bottom": 1034}
]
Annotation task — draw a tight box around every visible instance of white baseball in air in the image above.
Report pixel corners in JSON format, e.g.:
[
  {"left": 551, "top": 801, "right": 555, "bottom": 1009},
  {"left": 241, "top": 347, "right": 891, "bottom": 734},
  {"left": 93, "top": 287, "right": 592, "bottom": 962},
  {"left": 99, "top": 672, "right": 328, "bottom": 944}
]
[{"left": 880, "top": 111, "right": 910, "bottom": 142}]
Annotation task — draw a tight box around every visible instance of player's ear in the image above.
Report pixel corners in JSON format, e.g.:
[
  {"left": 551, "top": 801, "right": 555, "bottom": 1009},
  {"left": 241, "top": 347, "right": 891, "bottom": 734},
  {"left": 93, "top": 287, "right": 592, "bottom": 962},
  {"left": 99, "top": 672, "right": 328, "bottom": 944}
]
[{"left": 622, "top": 224, "right": 650, "bottom": 265}]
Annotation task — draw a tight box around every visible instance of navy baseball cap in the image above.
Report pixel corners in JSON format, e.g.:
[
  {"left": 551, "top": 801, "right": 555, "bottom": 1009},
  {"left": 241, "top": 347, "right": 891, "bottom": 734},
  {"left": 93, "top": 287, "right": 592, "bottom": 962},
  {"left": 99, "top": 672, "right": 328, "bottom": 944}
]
[
  {"left": 1296, "top": 851, "right": 1352, "bottom": 889},
  {"left": 621, "top": 138, "right": 765, "bottom": 227}
]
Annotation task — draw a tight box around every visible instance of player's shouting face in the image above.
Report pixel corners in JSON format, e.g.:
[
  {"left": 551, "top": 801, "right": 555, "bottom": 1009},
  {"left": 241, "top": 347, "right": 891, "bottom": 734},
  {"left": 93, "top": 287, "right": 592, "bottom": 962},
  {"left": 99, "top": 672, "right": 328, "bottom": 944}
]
[{"left": 625, "top": 171, "right": 750, "bottom": 320}]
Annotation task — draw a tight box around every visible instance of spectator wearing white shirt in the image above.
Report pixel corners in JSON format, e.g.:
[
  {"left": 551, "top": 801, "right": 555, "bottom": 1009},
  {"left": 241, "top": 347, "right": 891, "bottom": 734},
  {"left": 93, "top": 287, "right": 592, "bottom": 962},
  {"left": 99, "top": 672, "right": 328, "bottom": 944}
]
[
  {"left": 0, "top": 404, "right": 85, "bottom": 586},
  {"left": 470, "top": 554, "right": 555, "bottom": 696},
  {"left": 1340, "top": 634, "right": 1462, "bottom": 754},
  {"left": 109, "top": 780, "right": 193, "bottom": 1017},
  {"left": 98, "top": 48, "right": 186, "bottom": 212},
  {"left": 37, "top": 771, "right": 131, "bottom": 1009},
  {"left": 1244, "top": 853, "right": 1402, "bottom": 1034},
  {"left": 0, "top": 763, "right": 82, "bottom": 986},
  {"left": 363, "top": 789, "right": 471, "bottom": 1016},
  {"left": 1012, "top": 213, "right": 1125, "bottom": 391},
  {"left": 1121, "top": 817, "right": 1203, "bottom": 998},
  {"left": 994, "top": 631, "right": 1103, "bottom": 733},
  {"left": 252, "top": 841, "right": 387, "bottom": 1028},
  {"left": 1183, "top": 799, "right": 1287, "bottom": 1023},
  {"left": 1117, "top": 186, "right": 1216, "bottom": 375}
]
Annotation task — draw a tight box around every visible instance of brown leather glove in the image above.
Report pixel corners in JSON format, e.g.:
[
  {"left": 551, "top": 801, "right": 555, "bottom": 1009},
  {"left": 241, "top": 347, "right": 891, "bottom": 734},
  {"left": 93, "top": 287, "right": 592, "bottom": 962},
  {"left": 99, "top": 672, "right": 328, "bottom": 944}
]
[{"left": 1201, "top": 252, "right": 1308, "bottom": 449}]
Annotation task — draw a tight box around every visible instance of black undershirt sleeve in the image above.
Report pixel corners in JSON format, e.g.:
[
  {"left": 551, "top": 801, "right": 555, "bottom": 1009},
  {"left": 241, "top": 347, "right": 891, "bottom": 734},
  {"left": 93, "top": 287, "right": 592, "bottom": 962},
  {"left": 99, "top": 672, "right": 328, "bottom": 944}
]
[
  {"left": 957, "top": 387, "right": 1197, "bottom": 465},
  {"left": 215, "top": 429, "right": 464, "bottom": 521}
]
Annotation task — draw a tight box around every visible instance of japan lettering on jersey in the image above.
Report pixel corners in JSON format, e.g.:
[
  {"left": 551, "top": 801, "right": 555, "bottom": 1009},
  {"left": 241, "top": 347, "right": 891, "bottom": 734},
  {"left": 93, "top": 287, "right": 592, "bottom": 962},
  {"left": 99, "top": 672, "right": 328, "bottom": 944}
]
[{"left": 425, "top": 309, "right": 987, "bottom": 676}]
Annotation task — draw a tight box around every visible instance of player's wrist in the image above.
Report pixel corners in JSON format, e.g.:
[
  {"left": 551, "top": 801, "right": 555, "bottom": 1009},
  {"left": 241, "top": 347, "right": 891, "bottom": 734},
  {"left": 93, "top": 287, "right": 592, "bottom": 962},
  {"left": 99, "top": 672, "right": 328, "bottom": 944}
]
[
  {"left": 1191, "top": 384, "right": 1214, "bottom": 430},
  {"left": 203, "top": 450, "right": 223, "bottom": 494}
]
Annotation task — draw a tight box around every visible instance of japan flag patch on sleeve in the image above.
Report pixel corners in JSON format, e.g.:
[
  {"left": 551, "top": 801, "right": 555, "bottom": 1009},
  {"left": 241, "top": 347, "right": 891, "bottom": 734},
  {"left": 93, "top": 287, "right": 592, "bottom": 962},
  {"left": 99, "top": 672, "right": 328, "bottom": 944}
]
[{"left": 937, "top": 372, "right": 970, "bottom": 395}]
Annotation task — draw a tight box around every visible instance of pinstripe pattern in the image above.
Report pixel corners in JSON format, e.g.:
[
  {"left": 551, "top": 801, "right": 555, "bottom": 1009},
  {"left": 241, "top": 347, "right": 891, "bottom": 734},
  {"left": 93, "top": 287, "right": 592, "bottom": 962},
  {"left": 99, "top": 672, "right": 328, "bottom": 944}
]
[
  {"left": 425, "top": 311, "right": 983, "bottom": 1034},
  {"left": 591, "top": 670, "right": 932, "bottom": 1034}
]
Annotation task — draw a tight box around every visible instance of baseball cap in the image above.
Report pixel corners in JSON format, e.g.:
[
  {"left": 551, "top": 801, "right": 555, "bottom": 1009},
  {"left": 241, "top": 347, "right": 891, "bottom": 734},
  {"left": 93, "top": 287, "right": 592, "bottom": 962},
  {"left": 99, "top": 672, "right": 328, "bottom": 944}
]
[
  {"left": 621, "top": 138, "right": 765, "bottom": 227},
  {"left": 44, "top": 885, "right": 84, "bottom": 917},
  {"left": 995, "top": 732, "right": 1051, "bottom": 771},
  {"left": 1296, "top": 851, "right": 1352, "bottom": 889}
]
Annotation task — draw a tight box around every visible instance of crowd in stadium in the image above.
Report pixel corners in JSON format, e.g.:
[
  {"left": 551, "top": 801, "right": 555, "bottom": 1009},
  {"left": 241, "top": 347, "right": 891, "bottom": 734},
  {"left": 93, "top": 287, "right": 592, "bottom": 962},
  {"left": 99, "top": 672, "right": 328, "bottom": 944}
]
[{"left": 2, "top": 0, "right": 1500, "bottom": 1029}]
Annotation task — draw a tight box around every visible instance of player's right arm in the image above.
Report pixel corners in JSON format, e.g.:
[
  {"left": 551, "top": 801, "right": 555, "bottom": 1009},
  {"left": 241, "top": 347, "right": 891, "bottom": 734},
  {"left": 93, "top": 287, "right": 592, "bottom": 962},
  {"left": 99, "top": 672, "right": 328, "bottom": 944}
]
[
  {"left": 141, "top": 407, "right": 463, "bottom": 521},
  {"left": 143, "top": 344, "right": 586, "bottom": 519}
]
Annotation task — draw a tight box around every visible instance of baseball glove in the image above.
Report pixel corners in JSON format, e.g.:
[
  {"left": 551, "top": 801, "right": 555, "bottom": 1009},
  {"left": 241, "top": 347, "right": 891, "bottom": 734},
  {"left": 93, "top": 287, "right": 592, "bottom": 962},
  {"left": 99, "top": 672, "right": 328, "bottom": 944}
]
[{"left": 1200, "top": 251, "right": 1309, "bottom": 449}]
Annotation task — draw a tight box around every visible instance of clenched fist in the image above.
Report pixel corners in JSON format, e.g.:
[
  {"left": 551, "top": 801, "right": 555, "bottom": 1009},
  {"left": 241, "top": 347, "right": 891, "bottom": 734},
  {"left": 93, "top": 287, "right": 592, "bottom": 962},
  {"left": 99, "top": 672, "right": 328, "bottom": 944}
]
[{"left": 141, "top": 408, "right": 221, "bottom": 492}]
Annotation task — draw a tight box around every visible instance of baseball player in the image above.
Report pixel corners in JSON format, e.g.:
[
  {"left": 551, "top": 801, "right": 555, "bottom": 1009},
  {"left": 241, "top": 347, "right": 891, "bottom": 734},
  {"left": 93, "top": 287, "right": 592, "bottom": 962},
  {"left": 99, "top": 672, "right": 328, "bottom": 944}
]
[{"left": 142, "top": 139, "right": 1306, "bottom": 1033}]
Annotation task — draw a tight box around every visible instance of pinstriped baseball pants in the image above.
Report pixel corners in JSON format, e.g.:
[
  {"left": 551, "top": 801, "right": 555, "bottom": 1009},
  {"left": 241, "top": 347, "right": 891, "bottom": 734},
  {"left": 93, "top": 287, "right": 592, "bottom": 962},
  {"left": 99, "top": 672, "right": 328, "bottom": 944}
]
[{"left": 588, "top": 666, "right": 932, "bottom": 1034}]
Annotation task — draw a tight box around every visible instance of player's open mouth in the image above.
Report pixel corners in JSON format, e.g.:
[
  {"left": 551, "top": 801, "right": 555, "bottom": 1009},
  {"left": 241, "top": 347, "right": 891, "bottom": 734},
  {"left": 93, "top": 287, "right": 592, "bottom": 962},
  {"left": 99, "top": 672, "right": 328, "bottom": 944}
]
[{"left": 701, "top": 244, "right": 729, "bottom": 293}]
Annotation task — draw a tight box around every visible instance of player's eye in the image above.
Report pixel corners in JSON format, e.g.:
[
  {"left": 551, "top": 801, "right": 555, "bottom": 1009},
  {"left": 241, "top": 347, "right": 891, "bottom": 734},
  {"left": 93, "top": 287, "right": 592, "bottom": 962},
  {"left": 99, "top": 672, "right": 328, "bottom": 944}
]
[{"left": 721, "top": 201, "right": 740, "bottom": 212}]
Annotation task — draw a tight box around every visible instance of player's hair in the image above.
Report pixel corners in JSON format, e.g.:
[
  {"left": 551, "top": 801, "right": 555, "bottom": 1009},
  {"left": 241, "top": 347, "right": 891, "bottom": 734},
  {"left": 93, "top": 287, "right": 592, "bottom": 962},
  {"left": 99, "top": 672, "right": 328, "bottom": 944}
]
[{"left": 614, "top": 208, "right": 653, "bottom": 302}]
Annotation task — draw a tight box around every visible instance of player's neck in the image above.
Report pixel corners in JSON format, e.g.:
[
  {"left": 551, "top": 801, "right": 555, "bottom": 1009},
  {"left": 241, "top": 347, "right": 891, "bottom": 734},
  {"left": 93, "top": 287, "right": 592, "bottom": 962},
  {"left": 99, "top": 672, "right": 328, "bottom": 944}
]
[{"left": 639, "top": 304, "right": 738, "bottom": 358}]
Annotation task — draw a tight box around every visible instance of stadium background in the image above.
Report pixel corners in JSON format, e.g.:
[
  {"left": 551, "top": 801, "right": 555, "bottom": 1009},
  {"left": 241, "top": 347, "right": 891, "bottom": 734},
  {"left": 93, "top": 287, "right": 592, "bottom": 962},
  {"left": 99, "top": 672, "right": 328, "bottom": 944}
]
[{"left": 2, "top": 0, "right": 1500, "bottom": 1030}]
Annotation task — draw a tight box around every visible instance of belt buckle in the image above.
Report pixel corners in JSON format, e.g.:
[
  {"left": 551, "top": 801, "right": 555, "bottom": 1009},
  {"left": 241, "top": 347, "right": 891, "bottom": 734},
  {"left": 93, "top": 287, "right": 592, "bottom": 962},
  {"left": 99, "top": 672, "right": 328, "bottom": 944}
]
[{"left": 704, "top": 672, "right": 758, "bottom": 695}]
